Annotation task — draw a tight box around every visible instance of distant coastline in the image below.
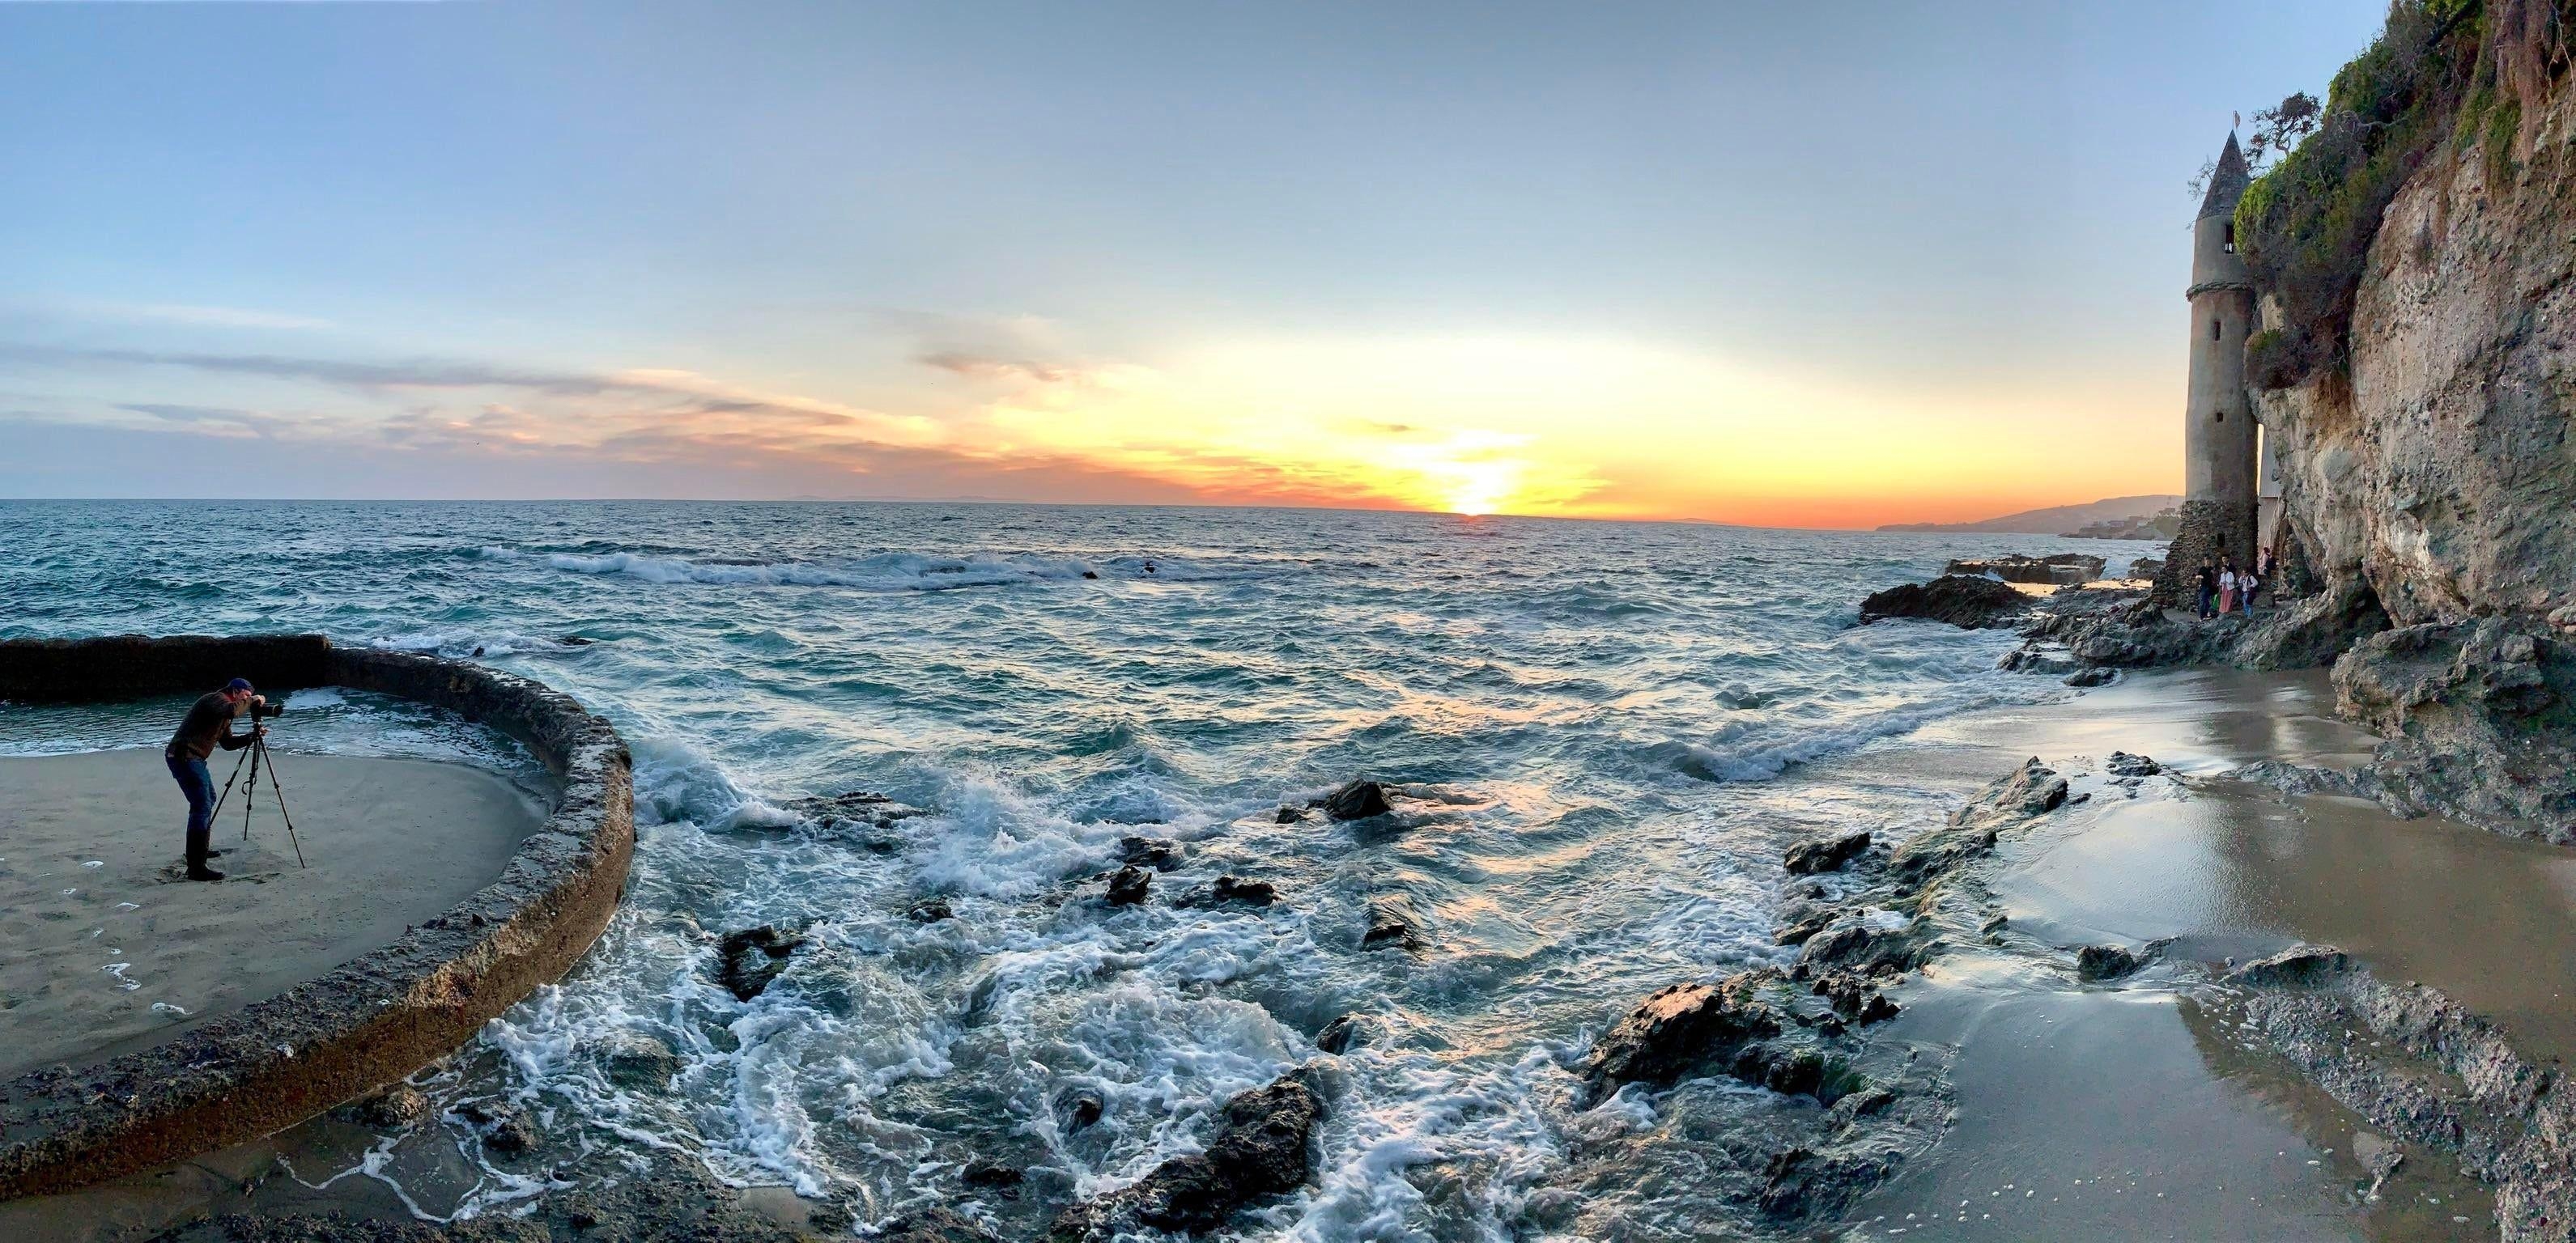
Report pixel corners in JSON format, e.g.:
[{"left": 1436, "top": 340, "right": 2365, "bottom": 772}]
[{"left": 1876, "top": 493, "right": 2179, "bottom": 539}]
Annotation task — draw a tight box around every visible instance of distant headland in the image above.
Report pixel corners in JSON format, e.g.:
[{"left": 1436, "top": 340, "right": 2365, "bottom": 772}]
[{"left": 1875, "top": 494, "right": 2179, "bottom": 539}]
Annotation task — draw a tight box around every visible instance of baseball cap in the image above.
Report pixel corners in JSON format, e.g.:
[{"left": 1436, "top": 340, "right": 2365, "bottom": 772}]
[{"left": 224, "top": 677, "right": 255, "bottom": 694}]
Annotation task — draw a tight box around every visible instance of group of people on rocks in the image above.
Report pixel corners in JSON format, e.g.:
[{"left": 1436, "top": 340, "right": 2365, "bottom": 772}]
[{"left": 2193, "top": 547, "right": 2274, "bottom": 620}]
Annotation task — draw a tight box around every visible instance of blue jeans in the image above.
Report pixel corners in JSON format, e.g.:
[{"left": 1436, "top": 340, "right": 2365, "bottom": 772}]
[{"left": 168, "top": 752, "right": 214, "bottom": 865}]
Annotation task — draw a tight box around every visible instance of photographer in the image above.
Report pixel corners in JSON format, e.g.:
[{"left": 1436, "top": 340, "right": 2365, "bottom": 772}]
[{"left": 164, "top": 677, "right": 269, "bottom": 881}]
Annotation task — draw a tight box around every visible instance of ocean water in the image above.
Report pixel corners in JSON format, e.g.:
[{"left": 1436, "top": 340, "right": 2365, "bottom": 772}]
[{"left": 0, "top": 500, "right": 2157, "bottom": 1238}]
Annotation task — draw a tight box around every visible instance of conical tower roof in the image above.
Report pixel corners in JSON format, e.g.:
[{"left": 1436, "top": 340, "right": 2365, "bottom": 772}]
[{"left": 2198, "top": 131, "right": 2251, "bottom": 220}]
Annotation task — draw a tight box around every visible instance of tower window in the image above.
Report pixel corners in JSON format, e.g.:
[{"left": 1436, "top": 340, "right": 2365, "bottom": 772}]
[
  {"left": 2223, "top": 221, "right": 2236, "bottom": 252},
  {"left": 2213, "top": 319, "right": 2223, "bottom": 341},
  {"left": 2217, "top": 410, "right": 2227, "bottom": 422}
]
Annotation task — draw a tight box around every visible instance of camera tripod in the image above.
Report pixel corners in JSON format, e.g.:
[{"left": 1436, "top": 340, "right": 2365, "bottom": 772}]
[{"left": 208, "top": 726, "right": 308, "bottom": 869}]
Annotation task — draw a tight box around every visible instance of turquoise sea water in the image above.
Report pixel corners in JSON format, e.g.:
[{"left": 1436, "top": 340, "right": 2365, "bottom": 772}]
[{"left": 0, "top": 500, "right": 2156, "bottom": 1239}]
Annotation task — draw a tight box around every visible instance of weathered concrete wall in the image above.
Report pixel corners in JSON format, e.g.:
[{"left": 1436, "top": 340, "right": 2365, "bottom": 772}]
[{"left": 0, "top": 635, "right": 634, "bottom": 1201}]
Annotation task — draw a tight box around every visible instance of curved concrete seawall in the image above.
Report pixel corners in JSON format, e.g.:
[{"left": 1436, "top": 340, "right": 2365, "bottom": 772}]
[{"left": 0, "top": 634, "right": 634, "bottom": 1200}]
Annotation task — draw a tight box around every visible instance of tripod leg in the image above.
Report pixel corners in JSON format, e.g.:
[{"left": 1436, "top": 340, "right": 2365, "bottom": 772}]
[
  {"left": 209, "top": 745, "right": 253, "bottom": 825},
  {"left": 241, "top": 738, "right": 262, "bottom": 842},
  {"left": 260, "top": 739, "right": 308, "bottom": 869}
]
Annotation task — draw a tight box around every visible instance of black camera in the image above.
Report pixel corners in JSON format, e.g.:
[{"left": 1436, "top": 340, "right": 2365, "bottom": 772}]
[{"left": 251, "top": 696, "right": 287, "bottom": 719}]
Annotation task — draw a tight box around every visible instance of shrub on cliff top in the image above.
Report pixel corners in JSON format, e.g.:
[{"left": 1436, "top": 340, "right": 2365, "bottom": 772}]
[{"left": 2234, "top": 0, "right": 2487, "bottom": 388}]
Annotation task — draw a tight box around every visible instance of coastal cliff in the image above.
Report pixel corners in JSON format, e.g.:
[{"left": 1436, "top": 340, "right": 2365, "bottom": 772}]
[{"left": 2250, "top": 2, "right": 2576, "bottom": 837}]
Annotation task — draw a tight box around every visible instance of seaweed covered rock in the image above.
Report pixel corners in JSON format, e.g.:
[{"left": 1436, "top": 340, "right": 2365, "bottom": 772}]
[
  {"left": 1858, "top": 575, "right": 2029, "bottom": 629},
  {"left": 1049, "top": 1075, "right": 1324, "bottom": 1241}
]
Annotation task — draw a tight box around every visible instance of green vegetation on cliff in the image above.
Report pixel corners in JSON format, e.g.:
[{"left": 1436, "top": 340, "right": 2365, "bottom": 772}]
[{"left": 2234, "top": 0, "right": 2495, "bottom": 389}]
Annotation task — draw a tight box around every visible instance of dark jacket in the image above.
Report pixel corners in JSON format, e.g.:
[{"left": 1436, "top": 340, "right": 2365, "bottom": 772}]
[{"left": 167, "top": 692, "right": 251, "bottom": 761}]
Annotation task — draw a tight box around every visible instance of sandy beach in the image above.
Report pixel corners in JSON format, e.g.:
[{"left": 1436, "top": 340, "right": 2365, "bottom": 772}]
[{"left": 0, "top": 748, "right": 546, "bottom": 1080}]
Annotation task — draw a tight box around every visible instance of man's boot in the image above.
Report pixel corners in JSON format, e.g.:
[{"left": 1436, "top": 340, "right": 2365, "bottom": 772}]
[{"left": 186, "top": 859, "right": 225, "bottom": 882}]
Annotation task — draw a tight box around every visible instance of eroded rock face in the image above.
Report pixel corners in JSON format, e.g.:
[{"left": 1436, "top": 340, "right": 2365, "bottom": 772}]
[
  {"left": 1857, "top": 575, "right": 2029, "bottom": 629},
  {"left": 2335, "top": 620, "right": 2576, "bottom": 840},
  {"left": 1783, "top": 831, "right": 1870, "bottom": 876},
  {"left": 1049, "top": 1076, "right": 1324, "bottom": 1241},
  {"left": 878, "top": 1207, "right": 1003, "bottom": 1243}
]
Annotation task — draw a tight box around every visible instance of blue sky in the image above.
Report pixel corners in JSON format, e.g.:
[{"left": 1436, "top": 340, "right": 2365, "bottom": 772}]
[{"left": 0, "top": 1, "right": 2389, "bottom": 523}]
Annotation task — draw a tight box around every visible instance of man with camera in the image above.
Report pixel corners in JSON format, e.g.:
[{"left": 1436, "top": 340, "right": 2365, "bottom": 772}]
[{"left": 165, "top": 677, "right": 273, "bottom": 881}]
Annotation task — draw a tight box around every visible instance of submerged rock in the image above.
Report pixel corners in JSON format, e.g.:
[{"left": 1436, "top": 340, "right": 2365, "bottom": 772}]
[
  {"left": 1315, "top": 1014, "right": 1364, "bottom": 1054},
  {"left": 782, "top": 790, "right": 925, "bottom": 831},
  {"left": 1103, "top": 865, "right": 1153, "bottom": 906},
  {"left": 878, "top": 1207, "right": 1004, "bottom": 1243},
  {"left": 2104, "top": 750, "right": 2162, "bottom": 777},
  {"left": 1273, "top": 804, "right": 1305, "bottom": 824},
  {"left": 1049, "top": 1076, "right": 1324, "bottom": 1241},
  {"left": 2227, "top": 943, "right": 2353, "bottom": 987},
  {"left": 2075, "top": 944, "right": 2142, "bottom": 982},
  {"left": 1319, "top": 778, "right": 1393, "bottom": 821},
  {"left": 600, "top": 1032, "right": 682, "bottom": 1090},
  {"left": 1783, "top": 830, "right": 1871, "bottom": 875},
  {"left": 347, "top": 1085, "right": 430, "bottom": 1128},
  {"left": 1054, "top": 1085, "right": 1106, "bottom": 1131},
  {"left": 961, "top": 1160, "right": 1024, "bottom": 1194},
  {"left": 1360, "top": 899, "right": 1426, "bottom": 952},
  {"left": 1118, "top": 835, "right": 1184, "bottom": 871},
  {"left": 1209, "top": 875, "right": 1276, "bottom": 906},
  {"left": 1857, "top": 575, "right": 2029, "bottom": 629},
  {"left": 2064, "top": 666, "right": 2118, "bottom": 687},
  {"left": 905, "top": 897, "right": 955, "bottom": 923},
  {"left": 716, "top": 924, "right": 808, "bottom": 1001},
  {"left": 459, "top": 1099, "right": 535, "bottom": 1153},
  {"left": 1583, "top": 971, "right": 1785, "bottom": 1103}
]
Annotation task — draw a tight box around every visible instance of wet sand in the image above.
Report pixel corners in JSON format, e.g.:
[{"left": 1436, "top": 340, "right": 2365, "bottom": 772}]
[
  {"left": 0, "top": 748, "right": 546, "bottom": 1080},
  {"left": 1819, "top": 668, "right": 2572, "bottom": 1241}
]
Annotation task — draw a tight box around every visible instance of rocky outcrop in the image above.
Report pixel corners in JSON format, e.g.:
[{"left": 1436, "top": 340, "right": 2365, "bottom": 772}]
[
  {"left": 1857, "top": 575, "right": 2029, "bottom": 629},
  {"left": 1944, "top": 554, "right": 2105, "bottom": 584},
  {"left": 1782, "top": 831, "right": 1870, "bottom": 875},
  {"left": 716, "top": 925, "right": 808, "bottom": 1001},
  {"left": 1049, "top": 1075, "right": 1323, "bottom": 1241},
  {"left": 1319, "top": 779, "right": 1392, "bottom": 821},
  {"left": 2334, "top": 620, "right": 2576, "bottom": 841},
  {"left": 1581, "top": 974, "right": 1786, "bottom": 1104}
]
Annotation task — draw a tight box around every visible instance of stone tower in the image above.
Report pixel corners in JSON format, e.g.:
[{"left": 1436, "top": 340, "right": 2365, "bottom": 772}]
[{"left": 2157, "top": 132, "right": 2260, "bottom": 605}]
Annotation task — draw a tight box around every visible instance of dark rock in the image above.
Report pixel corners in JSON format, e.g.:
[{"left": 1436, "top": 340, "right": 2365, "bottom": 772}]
[
  {"left": 716, "top": 924, "right": 807, "bottom": 1001},
  {"left": 961, "top": 1160, "right": 1024, "bottom": 1192},
  {"left": 1582, "top": 971, "right": 1784, "bottom": 1103},
  {"left": 600, "top": 1032, "right": 682, "bottom": 1091},
  {"left": 1755, "top": 1143, "right": 1892, "bottom": 1220},
  {"left": 1319, "top": 779, "right": 1393, "bottom": 821},
  {"left": 2064, "top": 666, "right": 2119, "bottom": 687},
  {"left": 1858, "top": 575, "right": 2030, "bottom": 629},
  {"left": 1082, "top": 570, "right": 1100, "bottom": 579},
  {"left": 2228, "top": 943, "right": 2353, "bottom": 987},
  {"left": 1998, "top": 646, "right": 2077, "bottom": 675},
  {"left": 2075, "top": 944, "right": 2142, "bottom": 982},
  {"left": 1944, "top": 554, "right": 2106, "bottom": 585},
  {"left": 878, "top": 1207, "right": 1004, "bottom": 1243},
  {"left": 1979, "top": 912, "right": 2009, "bottom": 935},
  {"left": 1810, "top": 972, "right": 1901, "bottom": 1025},
  {"left": 2104, "top": 750, "right": 2162, "bottom": 777},
  {"left": 1274, "top": 804, "right": 1304, "bottom": 824},
  {"left": 1316, "top": 1014, "right": 1363, "bottom": 1054},
  {"left": 1103, "top": 865, "right": 1152, "bottom": 906},
  {"left": 1118, "top": 835, "right": 1184, "bottom": 871},
  {"left": 347, "top": 1085, "right": 430, "bottom": 1128},
  {"left": 2128, "top": 556, "right": 2166, "bottom": 580},
  {"left": 1361, "top": 899, "right": 1425, "bottom": 952},
  {"left": 1796, "top": 918, "right": 1928, "bottom": 978},
  {"left": 1049, "top": 1075, "right": 1324, "bottom": 1241},
  {"left": 783, "top": 790, "right": 925, "bottom": 832},
  {"left": 906, "top": 897, "right": 954, "bottom": 923},
  {"left": 1783, "top": 830, "right": 1871, "bottom": 875},
  {"left": 1209, "top": 875, "right": 1275, "bottom": 906},
  {"left": 558, "top": 635, "right": 596, "bottom": 646},
  {"left": 1055, "top": 1085, "right": 1106, "bottom": 1131},
  {"left": 459, "top": 1100, "right": 534, "bottom": 1152}
]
